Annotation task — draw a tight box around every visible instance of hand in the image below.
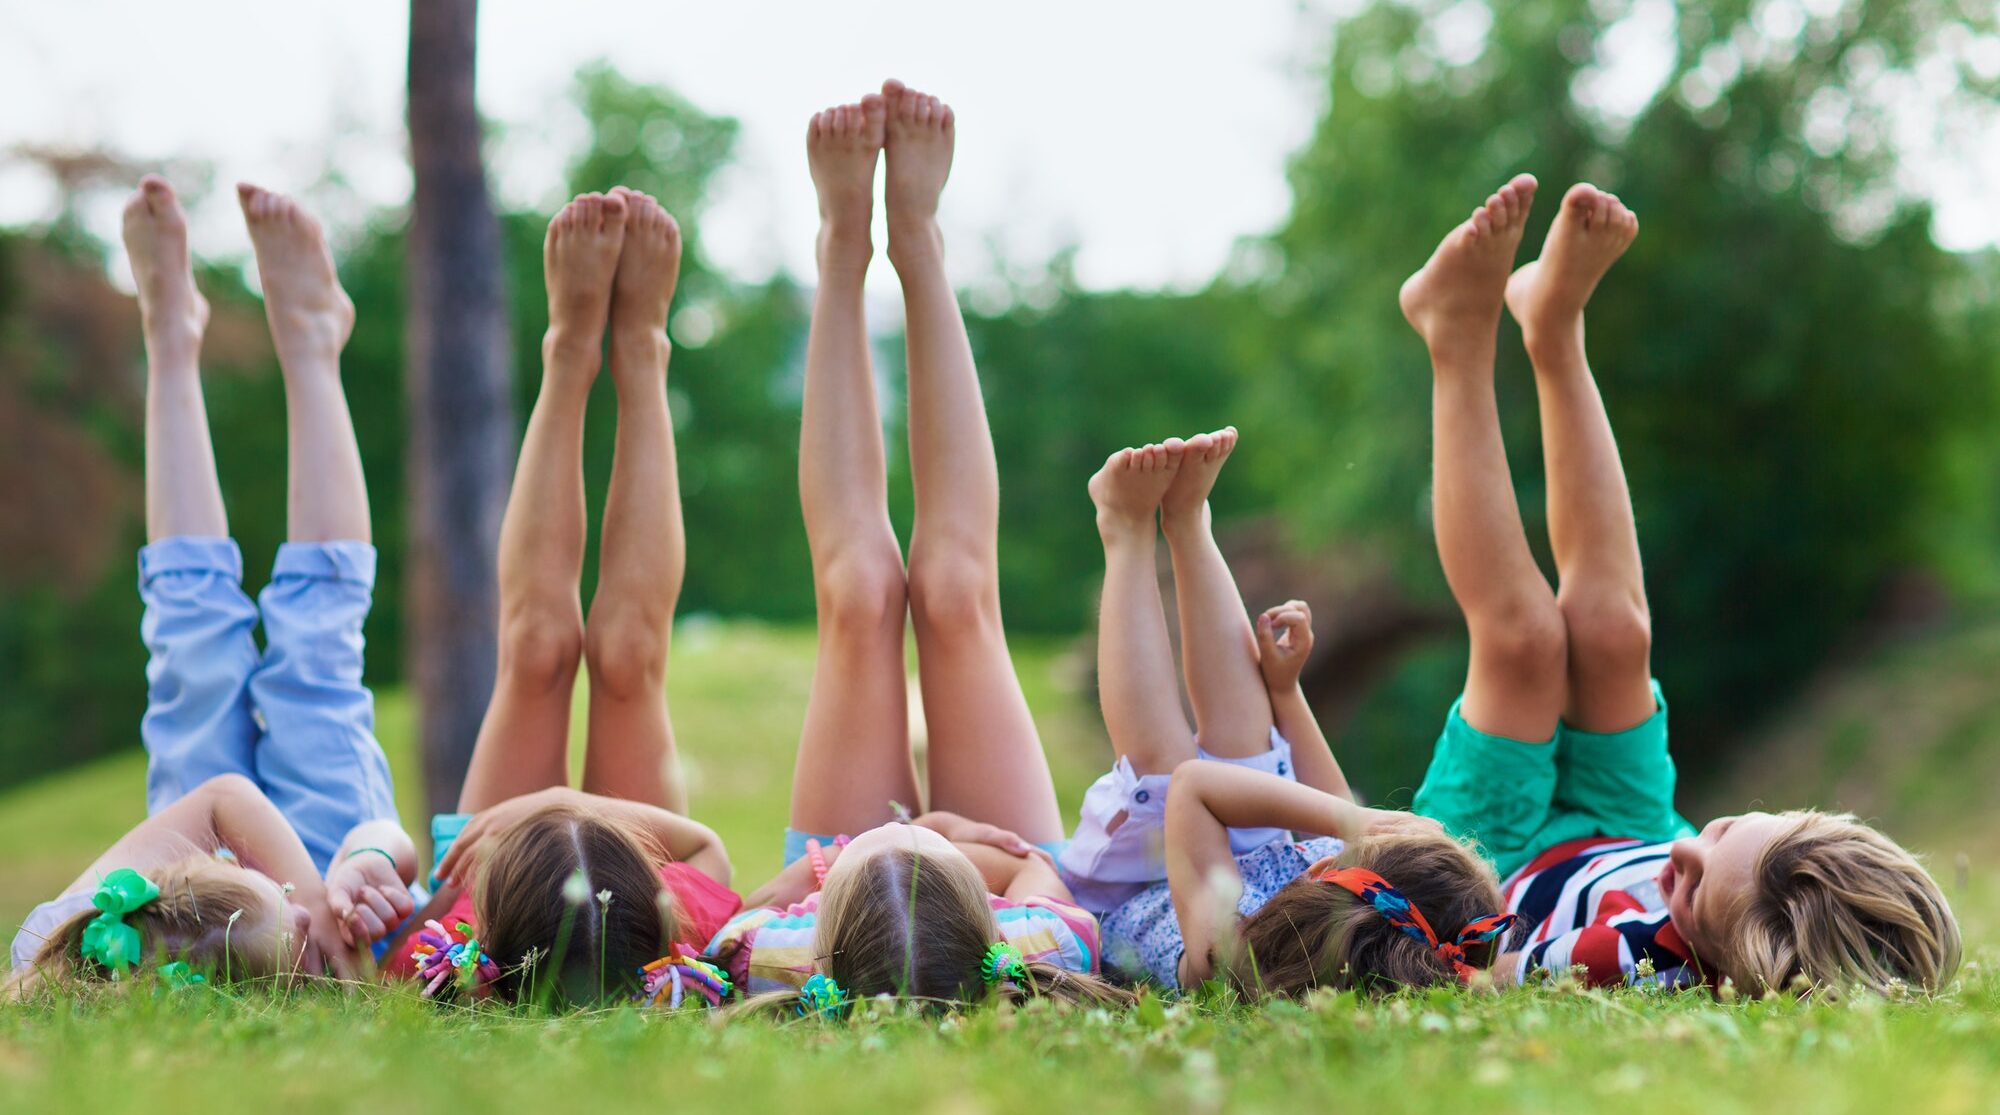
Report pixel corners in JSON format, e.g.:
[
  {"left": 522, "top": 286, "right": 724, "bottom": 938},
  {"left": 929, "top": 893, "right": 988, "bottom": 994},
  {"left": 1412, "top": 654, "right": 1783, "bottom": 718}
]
[
  {"left": 435, "top": 786, "right": 575, "bottom": 886},
  {"left": 299, "top": 897, "right": 368, "bottom": 984},
  {"left": 913, "top": 811, "right": 1054, "bottom": 865},
  {"left": 326, "top": 850, "right": 417, "bottom": 947},
  {"left": 1256, "top": 600, "right": 1315, "bottom": 691},
  {"left": 1359, "top": 808, "right": 1445, "bottom": 840}
]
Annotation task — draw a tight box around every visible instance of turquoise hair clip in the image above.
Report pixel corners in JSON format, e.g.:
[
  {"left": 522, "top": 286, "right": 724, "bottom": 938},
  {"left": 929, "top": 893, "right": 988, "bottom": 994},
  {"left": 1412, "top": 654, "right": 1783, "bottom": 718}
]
[
  {"left": 156, "top": 960, "right": 207, "bottom": 990},
  {"left": 797, "top": 973, "right": 851, "bottom": 1019},
  {"left": 980, "top": 942, "right": 1028, "bottom": 986}
]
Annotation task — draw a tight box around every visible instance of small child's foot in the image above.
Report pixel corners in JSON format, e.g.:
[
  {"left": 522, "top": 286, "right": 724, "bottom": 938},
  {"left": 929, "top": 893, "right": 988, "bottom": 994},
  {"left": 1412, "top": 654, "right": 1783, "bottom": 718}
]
[
  {"left": 1160, "top": 427, "right": 1238, "bottom": 526},
  {"left": 237, "top": 183, "right": 354, "bottom": 366},
  {"left": 1398, "top": 174, "right": 1537, "bottom": 363},
  {"left": 122, "top": 176, "right": 208, "bottom": 358},
  {"left": 1505, "top": 183, "right": 1638, "bottom": 357},
  {"left": 543, "top": 191, "right": 628, "bottom": 366},
  {"left": 807, "top": 96, "right": 886, "bottom": 271},
  {"left": 1089, "top": 440, "right": 1186, "bottom": 539},
  {"left": 881, "top": 78, "right": 954, "bottom": 262},
  {"left": 606, "top": 186, "right": 682, "bottom": 389}
]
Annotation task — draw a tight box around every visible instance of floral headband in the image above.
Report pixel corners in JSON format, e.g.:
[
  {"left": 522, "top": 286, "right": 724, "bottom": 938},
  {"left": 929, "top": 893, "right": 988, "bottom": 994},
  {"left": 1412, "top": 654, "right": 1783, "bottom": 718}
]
[{"left": 1316, "top": 866, "right": 1519, "bottom": 983}]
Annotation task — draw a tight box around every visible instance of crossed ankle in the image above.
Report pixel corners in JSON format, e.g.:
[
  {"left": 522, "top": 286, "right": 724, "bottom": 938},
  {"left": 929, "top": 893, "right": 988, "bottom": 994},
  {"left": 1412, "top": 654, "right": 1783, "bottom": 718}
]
[{"left": 885, "top": 218, "right": 944, "bottom": 266}]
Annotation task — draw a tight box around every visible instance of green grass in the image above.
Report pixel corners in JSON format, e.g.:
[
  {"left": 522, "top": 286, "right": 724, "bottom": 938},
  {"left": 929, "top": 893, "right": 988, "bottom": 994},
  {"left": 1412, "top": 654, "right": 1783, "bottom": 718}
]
[{"left": 6, "top": 620, "right": 2000, "bottom": 1114}]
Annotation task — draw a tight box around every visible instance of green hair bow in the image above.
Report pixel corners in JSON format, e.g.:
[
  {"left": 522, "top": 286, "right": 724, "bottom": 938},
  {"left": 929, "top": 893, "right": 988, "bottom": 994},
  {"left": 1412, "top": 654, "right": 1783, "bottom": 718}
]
[
  {"left": 981, "top": 942, "right": 1028, "bottom": 985},
  {"left": 79, "top": 868, "right": 161, "bottom": 974}
]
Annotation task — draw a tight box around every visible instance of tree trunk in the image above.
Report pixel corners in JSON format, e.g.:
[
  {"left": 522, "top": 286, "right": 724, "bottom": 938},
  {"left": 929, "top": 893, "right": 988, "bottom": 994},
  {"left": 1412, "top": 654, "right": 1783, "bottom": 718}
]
[{"left": 406, "top": 0, "right": 512, "bottom": 819}]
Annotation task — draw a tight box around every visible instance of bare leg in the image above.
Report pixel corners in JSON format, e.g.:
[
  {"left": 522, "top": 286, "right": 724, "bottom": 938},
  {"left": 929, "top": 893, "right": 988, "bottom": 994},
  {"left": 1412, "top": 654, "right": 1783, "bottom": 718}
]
[
  {"left": 1088, "top": 443, "right": 1197, "bottom": 776},
  {"left": 128, "top": 177, "right": 223, "bottom": 541},
  {"left": 791, "top": 97, "right": 921, "bottom": 836},
  {"left": 1399, "top": 175, "right": 1567, "bottom": 743},
  {"left": 886, "top": 80, "right": 1063, "bottom": 844},
  {"left": 1158, "top": 427, "right": 1272, "bottom": 758},
  {"left": 238, "top": 184, "right": 366, "bottom": 544},
  {"left": 581, "top": 188, "right": 688, "bottom": 810},
  {"left": 458, "top": 193, "right": 627, "bottom": 812},
  {"left": 1506, "top": 184, "right": 1652, "bottom": 733}
]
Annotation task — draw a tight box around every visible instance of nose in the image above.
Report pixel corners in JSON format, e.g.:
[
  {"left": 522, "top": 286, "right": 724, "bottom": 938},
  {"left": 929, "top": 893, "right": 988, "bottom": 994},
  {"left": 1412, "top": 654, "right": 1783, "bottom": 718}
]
[{"left": 1669, "top": 839, "right": 1702, "bottom": 884}]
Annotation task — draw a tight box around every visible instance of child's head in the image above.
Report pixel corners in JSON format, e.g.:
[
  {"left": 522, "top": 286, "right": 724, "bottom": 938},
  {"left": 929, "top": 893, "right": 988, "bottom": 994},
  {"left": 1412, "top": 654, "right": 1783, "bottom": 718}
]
[
  {"left": 769, "top": 822, "right": 1129, "bottom": 1014},
  {"left": 473, "top": 802, "right": 680, "bottom": 1006},
  {"left": 8, "top": 854, "right": 310, "bottom": 998},
  {"left": 1224, "top": 831, "right": 1510, "bottom": 998},
  {"left": 1662, "top": 809, "right": 1959, "bottom": 995}
]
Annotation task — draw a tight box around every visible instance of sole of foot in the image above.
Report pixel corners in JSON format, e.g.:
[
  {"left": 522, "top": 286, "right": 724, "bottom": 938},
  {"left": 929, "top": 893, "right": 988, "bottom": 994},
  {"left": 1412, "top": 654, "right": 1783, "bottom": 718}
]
[
  {"left": 1089, "top": 440, "right": 1187, "bottom": 536},
  {"left": 543, "top": 191, "right": 628, "bottom": 367},
  {"left": 1397, "top": 173, "right": 1538, "bottom": 359},
  {"left": 881, "top": 78, "right": 953, "bottom": 260},
  {"left": 1505, "top": 183, "right": 1639, "bottom": 352},
  {"left": 1161, "top": 427, "right": 1238, "bottom": 524},
  {"left": 122, "top": 175, "right": 208, "bottom": 354},
  {"left": 808, "top": 96, "right": 886, "bottom": 267},
  {"left": 237, "top": 183, "right": 355, "bottom": 363}
]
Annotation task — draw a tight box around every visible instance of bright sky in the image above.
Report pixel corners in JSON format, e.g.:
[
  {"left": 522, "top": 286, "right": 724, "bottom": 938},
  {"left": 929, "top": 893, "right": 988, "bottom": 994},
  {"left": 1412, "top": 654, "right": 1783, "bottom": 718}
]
[{"left": 0, "top": 0, "right": 1993, "bottom": 298}]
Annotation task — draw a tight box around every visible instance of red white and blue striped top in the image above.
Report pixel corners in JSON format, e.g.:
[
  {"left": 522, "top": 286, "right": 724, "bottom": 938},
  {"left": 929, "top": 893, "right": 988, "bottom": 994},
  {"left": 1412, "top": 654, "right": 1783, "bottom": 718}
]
[{"left": 1501, "top": 836, "right": 1703, "bottom": 989}]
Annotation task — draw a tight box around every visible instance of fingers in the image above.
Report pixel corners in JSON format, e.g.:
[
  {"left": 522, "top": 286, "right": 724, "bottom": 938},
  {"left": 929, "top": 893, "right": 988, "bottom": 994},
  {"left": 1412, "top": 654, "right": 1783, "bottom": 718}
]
[
  {"left": 385, "top": 882, "right": 416, "bottom": 920},
  {"left": 347, "top": 902, "right": 388, "bottom": 944},
  {"left": 326, "top": 885, "right": 357, "bottom": 948}
]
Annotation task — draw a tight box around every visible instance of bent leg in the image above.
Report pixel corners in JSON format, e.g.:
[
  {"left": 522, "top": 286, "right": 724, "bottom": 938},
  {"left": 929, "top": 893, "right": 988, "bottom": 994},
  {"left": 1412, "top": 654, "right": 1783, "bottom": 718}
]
[
  {"left": 1506, "top": 184, "right": 1653, "bottom": 733},
  {"left": 790, "top": 98, "right": 921, "bottom": 836},
  {"left": 459, "top": 193, "right": 627, "bottom": 811},
  {"left": 887, "top": 81, "right": 1062, "bottom": 844}
]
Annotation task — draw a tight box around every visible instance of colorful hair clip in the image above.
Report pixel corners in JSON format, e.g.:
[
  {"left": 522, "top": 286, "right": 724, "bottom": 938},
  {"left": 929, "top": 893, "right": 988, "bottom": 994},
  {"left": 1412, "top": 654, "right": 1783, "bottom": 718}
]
[
  {"left": 638, "top": 947, "right": 733, "bottom": 1009},
  {"left": 80, "top": 868, "right": 161, "bottom": 974},
  {"left": 797, "top": 972, "right": 850, "bottom": 1019},
  {"left": 980, "top": 942, "right": 1028, "bottom": 986},
  {"left": 409, "top": 919, "right": 499, "bottom": 999},
  {"left": 155, "top": 959, "right": 207, "bottom": 990}
]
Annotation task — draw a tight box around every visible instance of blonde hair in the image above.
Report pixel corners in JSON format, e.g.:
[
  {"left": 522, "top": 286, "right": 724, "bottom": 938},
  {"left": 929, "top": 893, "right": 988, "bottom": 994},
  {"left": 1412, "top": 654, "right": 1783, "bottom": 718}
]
[
  {"left": 473, "top": 802, "right": 681, "bottom": 1007},
  {"left": 732, "top": 847, "right": 1131, "bottom": 1018},
  {"left": 1222, "top": 832, "right": 1509, "bottom": 998},
  {"left": 5, "top": 855, "right": 277, "bottom": 999},
  {"left": 1725, "top": 810, "right": 1960, "bottom": 996}
]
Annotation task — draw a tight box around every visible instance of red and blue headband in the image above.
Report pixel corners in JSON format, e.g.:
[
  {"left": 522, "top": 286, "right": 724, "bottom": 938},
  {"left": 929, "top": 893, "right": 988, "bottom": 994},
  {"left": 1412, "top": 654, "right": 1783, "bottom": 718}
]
[{"left": 1317, "top": 866, "right": 1519, "bottom": 983}]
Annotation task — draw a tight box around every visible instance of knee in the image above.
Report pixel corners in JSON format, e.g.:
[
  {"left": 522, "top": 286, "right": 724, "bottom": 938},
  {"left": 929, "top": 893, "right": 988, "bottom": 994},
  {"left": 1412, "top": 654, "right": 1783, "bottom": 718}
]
[
  {"left": 583, "top": 609, "right": 670, "bottom": 700},
  {"left": 1473, "top": 600, "right": 1570, "bottom": 685},
  {"left": 816, "top": 547, "right": 908, "bottom": 634},
  {"left": 908, "top": 553, "right": 999, "bottom": 633},
  {"left": 497, "top": 608, "right": 585, "bottom": 695},
  {"left": 1558, "top": 590, "right": 1652, "bottom": 675}
]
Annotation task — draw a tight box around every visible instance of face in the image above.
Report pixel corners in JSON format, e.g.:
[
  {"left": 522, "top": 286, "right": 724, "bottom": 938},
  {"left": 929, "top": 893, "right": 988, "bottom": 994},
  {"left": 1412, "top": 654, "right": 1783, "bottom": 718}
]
[
  {"left": 230, "top": 870, "right": 317, "bottom": 981},
  {"left": 825, "top": 822, "right": 969, "bottom": 886},
  {"left": 1659, "top": 812, "right": 1790, "bottom": 964}
]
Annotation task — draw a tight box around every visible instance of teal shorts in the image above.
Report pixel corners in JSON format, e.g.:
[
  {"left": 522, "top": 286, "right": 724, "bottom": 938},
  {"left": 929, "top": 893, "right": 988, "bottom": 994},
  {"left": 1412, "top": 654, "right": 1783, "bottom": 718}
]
[{"left": 1411, "top": 681, "right": 1693, "bottom": 878}]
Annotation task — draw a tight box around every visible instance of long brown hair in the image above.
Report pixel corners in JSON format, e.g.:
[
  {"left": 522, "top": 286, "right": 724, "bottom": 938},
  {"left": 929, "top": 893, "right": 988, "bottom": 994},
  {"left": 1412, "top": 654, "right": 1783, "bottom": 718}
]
[
  {"left": 732, "top": 847, "right": 1131, "bottom": 1018},
  {"left": 6, "top": 855, "right": 277, "bottom": 999},
  {"left": 473, "top": 802, "right": 682, "bottom": 1007},
  {"left": 1222, "top": 832, "right": 1509, "bottom": 998}
]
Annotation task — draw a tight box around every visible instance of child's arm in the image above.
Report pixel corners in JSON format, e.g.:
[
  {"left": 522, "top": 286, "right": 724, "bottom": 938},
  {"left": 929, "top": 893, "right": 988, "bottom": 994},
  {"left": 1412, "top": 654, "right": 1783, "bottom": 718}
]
[
  {"left": 434, "top": 787, "right": 731, "bottom": 889},
  {"left": 955, "top": 842, "right": 1078, "bottom": 905},
  {"left": 323, "top": 819, "right": 420, "bottom": 947},
  {"left": 1256, "top": 601, "right": 1352, "bottom": 800}
]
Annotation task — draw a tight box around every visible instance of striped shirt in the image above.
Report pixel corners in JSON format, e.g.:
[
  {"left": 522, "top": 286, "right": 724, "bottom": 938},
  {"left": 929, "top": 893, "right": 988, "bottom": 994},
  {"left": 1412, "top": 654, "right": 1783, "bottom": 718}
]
[
  {"left": 1503, "top": 836, "right": 1702, "bottom": 989},
  {"left": 704, "top": 891, "right": 1102, "bottom": 996}
]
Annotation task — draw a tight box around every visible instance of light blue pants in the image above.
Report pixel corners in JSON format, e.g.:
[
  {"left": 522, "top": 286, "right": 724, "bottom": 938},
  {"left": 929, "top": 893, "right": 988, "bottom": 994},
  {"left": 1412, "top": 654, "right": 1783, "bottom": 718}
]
[{"left": 139, "top": 537, "right": 397, "bottom": 875}]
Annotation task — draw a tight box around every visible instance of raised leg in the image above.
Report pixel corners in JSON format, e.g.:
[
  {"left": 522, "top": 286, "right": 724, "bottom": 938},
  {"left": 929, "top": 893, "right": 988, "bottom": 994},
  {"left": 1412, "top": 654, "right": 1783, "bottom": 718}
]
[
  {"left": 886, "top": 80, "right": 1062, "bottom": 844},
  {"left": 1399, "top": 175, "right": 1568, "bottom": 743},
  {"left": 1157, "top": 427, "right": 1273, "bottom": 758},
  {"left": 126, "top": 176, "right": 261, "bottom": 809},
  {"left": 581, "top": 188, "right": 688, "bottom": 810},
  {"left": 789, "top": 97, "right": 922, "bottom": 836},
  {"left": 1506, "top": 184, "right": 1653, "bottom": 733},
  {"left": 1088, "top": 443, "right": 1197, "bottom": 776},
  {"left": 458, "top": 193, "right": 627, "bottom": 812}
]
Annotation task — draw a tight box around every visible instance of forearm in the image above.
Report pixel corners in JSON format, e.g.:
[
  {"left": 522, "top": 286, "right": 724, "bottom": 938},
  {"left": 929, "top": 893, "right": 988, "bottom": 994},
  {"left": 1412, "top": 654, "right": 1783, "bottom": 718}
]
[
  {"left": 1270, "top": 685, "right": 1352, "bottom": 800},
  {"left": 596, "top": 796, "right": 731, "bottom": 885},
  {"left": 1164, "top": 774, "right": 1242, "bottom": 987},
  {"left": 741, "top": 855, "right": 822, "bottom": 910},
  {"left": 332, "top": 820, "right": 418, "bottom": 886},
  {"left": 210, "top": 785, "right": 326, "bottom": 902},
  {"left": 1178, "top": 762, "right": 1371, "bottom": 844}
]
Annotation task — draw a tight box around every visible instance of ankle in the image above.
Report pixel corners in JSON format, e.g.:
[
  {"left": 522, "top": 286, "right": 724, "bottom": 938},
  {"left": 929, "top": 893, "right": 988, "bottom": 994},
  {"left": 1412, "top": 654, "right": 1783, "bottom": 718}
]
[
  {"left": 1158, "top": 503, "right": 1211, "bottom": 540},
  {"left": 1519, "top": 319, "right": 1587, "bottom": 368},
  {"left": 885, "top": 217, "right": 943, "bottom": 268},
  {"left": 1095, "top": 509, "right": 1158, "bottom": 546}
]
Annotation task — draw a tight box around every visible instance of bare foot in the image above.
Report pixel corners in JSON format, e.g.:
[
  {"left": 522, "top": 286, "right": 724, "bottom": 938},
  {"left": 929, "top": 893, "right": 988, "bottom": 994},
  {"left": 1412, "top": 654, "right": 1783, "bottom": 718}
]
[
  {"left": 123, "top": 176, "right": 208, "bottom": 359},
  {"left": 1505, "top": 183, "right": 1638, "bottom": 358},
  {"left": 1089, "top": 440, "right": 1186, "bottom": 537},
  {"left": 1160, "top": 427, "right": 1238, "bottom": 526},
  {"left": 237, "top": 183, "right": 353, "bottom": 366},
  {"left": 543, "top": 191, "right": 628, "bottom": 363},
  {"left": 1398, "top": 174, "right": 1538, "bottom": 363},
  {"left": 807, "top": 96, "right": 886, "bottom": 270},
  {"left": 881, "top": 78, "right": 953, "bottom": 262}
]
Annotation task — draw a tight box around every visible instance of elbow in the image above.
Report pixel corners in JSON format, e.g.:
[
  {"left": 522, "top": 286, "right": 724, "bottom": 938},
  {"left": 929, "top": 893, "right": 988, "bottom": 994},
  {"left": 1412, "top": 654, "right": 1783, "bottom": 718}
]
[{"left": 194, "top": 773, "right": 262, "bottom": 807}]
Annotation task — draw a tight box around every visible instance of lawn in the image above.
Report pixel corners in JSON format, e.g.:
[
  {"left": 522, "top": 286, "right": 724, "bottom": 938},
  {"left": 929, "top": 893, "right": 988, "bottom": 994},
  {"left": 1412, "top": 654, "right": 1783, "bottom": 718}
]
[{"left": 4, "top": 621, "right": 1999, "bottom": 1115}]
